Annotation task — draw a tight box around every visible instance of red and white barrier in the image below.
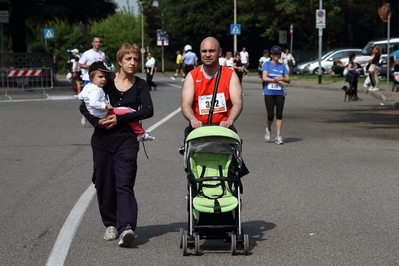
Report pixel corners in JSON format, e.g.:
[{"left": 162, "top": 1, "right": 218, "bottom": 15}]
[{"left": 7, "top": 69, "right": 43, "bottom": 77}]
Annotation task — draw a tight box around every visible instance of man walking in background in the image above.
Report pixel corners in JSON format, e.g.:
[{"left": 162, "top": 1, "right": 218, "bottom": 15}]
[
  {"left": 171, "top": 50, "right": 184, "bottom": 80},
  {"left": 79, "top": 37, "right": 106, "bottom": 86},
  {"left": 182, "top": 44, "right": 198, "bottom": 81},
  {"left": 240, "top": 47, "right": 249, "bottom": 77}
]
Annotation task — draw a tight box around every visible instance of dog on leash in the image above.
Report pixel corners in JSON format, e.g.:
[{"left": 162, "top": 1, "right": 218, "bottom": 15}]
[{"left": 342, "top": 85, "right": 356, "bottom": 102}]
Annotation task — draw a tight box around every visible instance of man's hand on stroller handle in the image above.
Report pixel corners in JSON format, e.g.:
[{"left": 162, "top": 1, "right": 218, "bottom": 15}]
[
  {"left": 219, "top": 120, "right": 233, "bottom": 128},
  {"left": 190, "top": 119, "right": 202, "bottom": 129},
  {"left": 189, "top": 119, "right": 233, "bottom": 128}
]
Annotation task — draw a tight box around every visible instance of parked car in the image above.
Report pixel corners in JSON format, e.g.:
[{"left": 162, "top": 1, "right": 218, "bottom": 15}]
[
  {"left": 294, "top": 48, "right": 362, "bottom": 75},
  {"left": 333, "top": 38, "right": 399, "bottom": 77},
  {"left": 332, "top": 51, "right": 365, "bottom": 76}
]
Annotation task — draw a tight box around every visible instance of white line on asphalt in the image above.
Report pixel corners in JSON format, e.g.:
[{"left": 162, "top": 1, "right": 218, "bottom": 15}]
[{"left": 46, "top": 106, "right": 182, "bottom": 266}]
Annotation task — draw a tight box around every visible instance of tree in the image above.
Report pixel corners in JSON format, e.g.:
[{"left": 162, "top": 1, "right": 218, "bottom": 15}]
[
  {"left": 39, "top": 6, "right": 141, "bottom": 73},
  {"left": 3, "top": 0, "right": 117, "bottom": 52}
]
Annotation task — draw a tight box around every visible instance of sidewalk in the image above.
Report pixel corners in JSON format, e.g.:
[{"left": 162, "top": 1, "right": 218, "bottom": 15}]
[
  {"left": 2, "top": 72, "right": 399, "bottom": 109},
  {"left": 240, "top": 72, "right": 399, "bottom": 109}
]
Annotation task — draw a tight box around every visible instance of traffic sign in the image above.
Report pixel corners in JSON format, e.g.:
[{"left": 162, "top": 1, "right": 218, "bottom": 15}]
[
  {"left": 279, "top": 30, "right": 287, "bottom": 44},
  {"left": 0, "top": 11, "right": 9, "bottom": 23},
  {"left": 316, "top": 9, "right": 326, "bottom": 28},
  {"left": 230, "top": 24, "right": 241, "bottom": 35},
  {"left": 44, "top": 28, "right": 54, "bottom": 39}
]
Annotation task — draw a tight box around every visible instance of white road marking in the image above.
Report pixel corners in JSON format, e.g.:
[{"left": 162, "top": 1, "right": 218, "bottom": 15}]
[{"left": 46, "top": 106, "right": 182, "bottom": 266}]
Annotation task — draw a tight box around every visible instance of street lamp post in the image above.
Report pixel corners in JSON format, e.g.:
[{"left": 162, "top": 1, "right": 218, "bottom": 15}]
[
  {"left": 139, "top": 2, "right": 145, "bottom": 73},
  {"left": 234, "top": 0, "right": 237, "bottom": 53}
]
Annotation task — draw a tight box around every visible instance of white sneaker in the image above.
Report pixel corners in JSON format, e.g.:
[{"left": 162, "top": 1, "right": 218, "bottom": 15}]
[
  {"left": 181, "top": 78, "right": 185, "bottom": 82},
  {"left": 118, "top": 229, "right": 135, "bottom": 247},
  {"left": 104, "top": 226, "right": 118, "bottom": 241},
  {"left": 265, "top": 128, "right": 271, "bottom": 141},
  {"left": 370, "top": 87, "right": 379, "bottom": 91},
  {"left": 137, "top": 132, "right": 155, "bottom": 141},
  {"left": 275, "top": 136, "right": 284, "bottom": 145},
  {"left": 81, "top": 116, "right": 87, "bottom": 125},
  {"left": 170, "top": 76, "right": 176, "bottom": 80}
]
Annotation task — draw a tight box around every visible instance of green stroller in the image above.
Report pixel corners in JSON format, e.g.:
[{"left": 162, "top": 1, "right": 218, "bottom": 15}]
[{"left": 179, "top": 126, "right": 249, "bottom": 256}]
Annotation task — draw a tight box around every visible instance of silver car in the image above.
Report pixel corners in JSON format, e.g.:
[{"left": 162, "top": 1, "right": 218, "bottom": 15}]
[{"left": 294, "top": 48, "right": 362, "bottom": 75}]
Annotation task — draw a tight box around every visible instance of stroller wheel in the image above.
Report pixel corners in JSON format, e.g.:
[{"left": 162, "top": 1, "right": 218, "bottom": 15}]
[
  {"left": 182, "top": 234, "right": 188, "bottom": 256},
  {"left": 243, "top": 234, "right": 250, "bottom": 255},
  {"left": 179, "top": 228, "right": 184, "bottom": 248},
  {"left": 194, "top": 234, "right": 201, "bottom": 256},
  {"left": 230, "top": 234, "right": 237, "bottom": 255}
]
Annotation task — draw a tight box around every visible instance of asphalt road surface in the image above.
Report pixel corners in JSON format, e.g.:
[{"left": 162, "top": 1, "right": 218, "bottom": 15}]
[{"left": 1, "top": 75, "right": 399, "bottom": 266}]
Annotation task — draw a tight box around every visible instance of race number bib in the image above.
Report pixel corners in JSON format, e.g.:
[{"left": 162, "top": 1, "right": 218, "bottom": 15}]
[
  {"left": 267, "top": 83, "right": 282, "bottom": 90},
  {"left": 198, "top": 93, "right": 227, "bottom": 115}
]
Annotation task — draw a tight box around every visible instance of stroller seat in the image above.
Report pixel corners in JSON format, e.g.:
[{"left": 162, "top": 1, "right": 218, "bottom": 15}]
[{"left": 190, "top": 152, "right": 238, "bottom": 219}]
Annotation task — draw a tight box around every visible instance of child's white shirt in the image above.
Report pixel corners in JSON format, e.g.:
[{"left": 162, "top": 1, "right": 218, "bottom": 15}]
[{"left": 77, "top": 83, "right": 109, "bottom": 118}]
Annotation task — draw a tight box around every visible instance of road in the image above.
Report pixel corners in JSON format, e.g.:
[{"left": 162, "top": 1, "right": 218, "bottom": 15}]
[{"left": 1, "top": 74, "right": 399, "bottom": 266}]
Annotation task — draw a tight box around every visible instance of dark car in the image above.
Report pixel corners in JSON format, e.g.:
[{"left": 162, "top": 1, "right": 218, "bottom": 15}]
[
  {"left": 291, "top": 50, "right": 317, "bottom": 64},
  {"left": 378, "top": 53, "right": 395, "bottom": 78}
]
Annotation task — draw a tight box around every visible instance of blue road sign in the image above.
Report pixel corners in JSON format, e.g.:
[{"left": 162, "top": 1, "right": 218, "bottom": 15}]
[
  {"left": 230, "top": 24, "right": 241, "bottom": 35},
  {"left": 44, "top": 28, "right": 54, "bottom": 39}
]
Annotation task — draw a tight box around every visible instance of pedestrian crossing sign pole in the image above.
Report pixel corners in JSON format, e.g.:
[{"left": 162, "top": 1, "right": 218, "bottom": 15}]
[{"left": 43, "top": 28, "right": 54, "bottom": 52}]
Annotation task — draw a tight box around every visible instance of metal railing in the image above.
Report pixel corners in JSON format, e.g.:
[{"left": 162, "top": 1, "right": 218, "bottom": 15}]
[{"left": 0, "top": 67, "right": 53, "bottom": 101}]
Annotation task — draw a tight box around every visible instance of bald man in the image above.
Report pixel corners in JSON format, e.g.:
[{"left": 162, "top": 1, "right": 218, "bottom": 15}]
[{"left": 181, "top": 36, "right": 243, "bottom": 131}]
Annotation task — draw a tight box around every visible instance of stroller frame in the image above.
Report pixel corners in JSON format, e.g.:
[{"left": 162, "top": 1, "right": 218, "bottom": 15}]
[{"left": 179, "top": 126, "right": 249, "bottom": 256}]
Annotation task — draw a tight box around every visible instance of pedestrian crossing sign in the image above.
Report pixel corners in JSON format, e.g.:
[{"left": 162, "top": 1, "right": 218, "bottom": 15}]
[
  {"left": 230, "top": 24, "right": 241, "bottom": 35},
  {"left": 44, "top": 28, "right": 54, "bottom": 39}
]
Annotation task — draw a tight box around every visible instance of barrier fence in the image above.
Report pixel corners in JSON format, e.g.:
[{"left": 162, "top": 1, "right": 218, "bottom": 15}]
[{"left": 0, "top": 67, "right": 53, "bottom": 101}]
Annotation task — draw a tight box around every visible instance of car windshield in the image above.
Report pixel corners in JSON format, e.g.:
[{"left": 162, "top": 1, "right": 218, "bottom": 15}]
[
  {"left": 320, "top": 50, "right": 335, "bottom": 60},
  {"left": 362, "top": 41, "right": 374, "bottom": 55}
]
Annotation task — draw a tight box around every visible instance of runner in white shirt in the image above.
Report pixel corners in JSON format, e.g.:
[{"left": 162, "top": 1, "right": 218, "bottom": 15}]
[{"left": 79, "top": 37, "right": 106, "bottom": 85}]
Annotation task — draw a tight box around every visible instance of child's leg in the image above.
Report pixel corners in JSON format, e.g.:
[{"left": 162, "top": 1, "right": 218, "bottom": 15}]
[{"left": 129, "top": 122, "right": 145, "bottom": 135}]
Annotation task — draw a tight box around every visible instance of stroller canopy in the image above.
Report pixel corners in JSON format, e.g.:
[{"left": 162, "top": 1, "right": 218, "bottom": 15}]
[{"left": 184, "top": 126, "right": 242, "bottom": 170}]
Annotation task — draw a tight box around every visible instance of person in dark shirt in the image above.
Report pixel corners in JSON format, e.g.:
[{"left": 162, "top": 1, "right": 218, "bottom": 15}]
[
  {"left": 367, "top": 45, "right": 381, "bottom": 91},
  {"left": 80, "top": 43, "right": 154, "bottom": 247}
]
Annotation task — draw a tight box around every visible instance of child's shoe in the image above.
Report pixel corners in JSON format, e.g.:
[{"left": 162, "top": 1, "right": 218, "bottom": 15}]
[{"left": 137, "top": 132, "right": 155, "bottom": 141}]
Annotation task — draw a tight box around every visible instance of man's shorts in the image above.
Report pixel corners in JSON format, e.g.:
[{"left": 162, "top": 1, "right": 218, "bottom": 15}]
[
  {"left": 73, "top": 71, "right": 82, "bottom": 82},
  {"left": 176, "top": 63, "right": 182, "bottom": 70}
]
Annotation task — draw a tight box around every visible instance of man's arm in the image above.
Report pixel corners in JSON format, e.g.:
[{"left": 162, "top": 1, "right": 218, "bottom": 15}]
[
  {"left": 79, "top": 52, "right": 89, "bottom": 69},
  {"left": 181, "top": 73, "right": 202, "bottom": 128},
  {"left": 219, "top": 72, "right": 243, "bottom": 128}
]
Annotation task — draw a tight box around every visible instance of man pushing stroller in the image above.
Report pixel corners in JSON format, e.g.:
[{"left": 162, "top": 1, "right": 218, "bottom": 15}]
[
  {"left": 181, "top": 36, "right": 249, "bottom": 177},
  {"left": 181, "top": 37, "right": 242, "bottom": 135}
]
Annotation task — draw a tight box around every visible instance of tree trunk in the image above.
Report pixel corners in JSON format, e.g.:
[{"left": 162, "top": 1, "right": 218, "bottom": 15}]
[{"left": 10, "top": 0, "right": 27, "bottom": 52}]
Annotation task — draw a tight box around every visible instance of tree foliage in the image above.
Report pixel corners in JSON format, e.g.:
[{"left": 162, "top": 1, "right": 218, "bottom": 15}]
[
  {"left": 1, "top": 0, "right": 398, "bottom": 71},
  {"left": 41, "top": 7, "right": 141, "bottom": 73},
  {"left": 0, "top": 0, "right": 117, "bottom": 52},
  {"left": 159, "top": 0, "right": 399, "bottom": 65}
]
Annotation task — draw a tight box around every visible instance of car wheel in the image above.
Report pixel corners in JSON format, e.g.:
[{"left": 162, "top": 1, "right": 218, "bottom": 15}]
[{"left": 313, "top": 68, "right": 324, "bottom": 75}]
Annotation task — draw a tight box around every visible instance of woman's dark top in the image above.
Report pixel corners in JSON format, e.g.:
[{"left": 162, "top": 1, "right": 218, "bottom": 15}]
[
  {"left": 234, "top": 58, "right": 243, "bottom": 74},
  {"left": 80, "top": 76, "right": 154, "bottom": 152},
  {"left": 371, "top": 52, "right": 381, "bottom": 65}
]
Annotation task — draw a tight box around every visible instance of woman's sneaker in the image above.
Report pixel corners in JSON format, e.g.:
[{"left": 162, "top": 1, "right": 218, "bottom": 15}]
[
  {"left": 265, "top": 128, "right": 271, "bottom": 141},
  {"left": 275, "top": 136, "right": 284, "bottom": 145},
  {"left": 103, "top": 226, "right": 118, "bottom": 241},
  {"left": 118, "top": 229, "right": 135, "bottom": 247}
]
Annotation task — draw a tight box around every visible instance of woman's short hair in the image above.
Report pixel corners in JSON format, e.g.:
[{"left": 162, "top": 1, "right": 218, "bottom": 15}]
[{"left": 116, "top": 43, "right": 141, "bottom": 72}]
